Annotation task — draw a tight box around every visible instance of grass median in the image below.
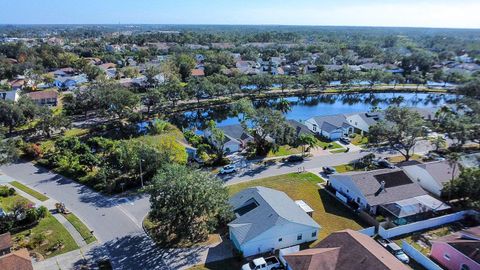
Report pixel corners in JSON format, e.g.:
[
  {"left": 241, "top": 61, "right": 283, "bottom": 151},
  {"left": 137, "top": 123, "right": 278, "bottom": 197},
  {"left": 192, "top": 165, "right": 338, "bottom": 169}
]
[
  {"left": 10, "top": 181, "right": 49, "bottom": 202},
  {"left": 62, "top": 213, "right": 97, "bottom": 244}
]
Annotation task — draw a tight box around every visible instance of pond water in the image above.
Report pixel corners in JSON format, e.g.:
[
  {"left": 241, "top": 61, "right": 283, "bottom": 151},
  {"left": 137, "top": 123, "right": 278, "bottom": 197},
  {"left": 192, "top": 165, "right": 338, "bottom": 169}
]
[{"left": 169, "top": 92, "right": 458, "bottom": 131}]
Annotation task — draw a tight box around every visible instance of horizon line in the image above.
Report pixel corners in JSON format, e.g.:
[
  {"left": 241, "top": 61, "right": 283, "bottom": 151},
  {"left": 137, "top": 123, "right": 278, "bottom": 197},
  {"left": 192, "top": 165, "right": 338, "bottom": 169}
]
[{"left": 0, "top": 23, "right": 479, "bottom": 31}]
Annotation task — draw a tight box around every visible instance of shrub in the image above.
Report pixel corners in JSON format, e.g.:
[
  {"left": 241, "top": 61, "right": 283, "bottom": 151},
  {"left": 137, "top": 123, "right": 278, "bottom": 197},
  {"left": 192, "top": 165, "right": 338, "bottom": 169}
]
[
  {"left": 36, "top": 206, "right": 48, "bottom": 219},
  {"left": 22, "top": 143, "right": 43, "bottom": 159},
  {"left": 0, "top": 186, "right": 15, "bottom": 197}
]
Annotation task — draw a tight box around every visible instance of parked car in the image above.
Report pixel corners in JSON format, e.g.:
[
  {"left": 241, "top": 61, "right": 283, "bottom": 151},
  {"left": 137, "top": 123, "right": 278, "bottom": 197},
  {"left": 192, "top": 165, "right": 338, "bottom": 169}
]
[
  {"left": 376, "top": 159, "right": 395, "bottom": 169},
  {"left": 242, "top": 256, "right": 282, "bottom": 270},
  {"left": 286, "top": 155, "right": 304, "bottom": 163},
  {"left": 322, "top": 166, "right": 337, "bottom": 174},
  {"left": 378, "top": 239, "right": 410, "bottom": 264},
  {"left": 339, "top": 137, "right": 351, "bottom": 144},
  {"left": 219, "top": 165, "right": 236, "bottom": 175}
]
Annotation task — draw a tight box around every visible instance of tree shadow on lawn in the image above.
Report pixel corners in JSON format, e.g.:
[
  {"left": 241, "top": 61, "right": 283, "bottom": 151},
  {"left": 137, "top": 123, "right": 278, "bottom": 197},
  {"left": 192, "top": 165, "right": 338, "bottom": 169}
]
[
  {"left": 318, "top": 188, "right": 368, "bottom": 227},
  {"left": 75, "top": 232, "right": 208, "bottom": 270}
]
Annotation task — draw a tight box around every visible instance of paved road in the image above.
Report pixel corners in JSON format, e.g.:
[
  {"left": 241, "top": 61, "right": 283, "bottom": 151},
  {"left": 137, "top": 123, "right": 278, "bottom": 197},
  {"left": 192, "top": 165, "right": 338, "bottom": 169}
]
[
  {"left": 0, "top": 139, "right": 438, "bottom": 269},
  {"left": 0, "top": 162, "right": 206, "bottom": 270}
]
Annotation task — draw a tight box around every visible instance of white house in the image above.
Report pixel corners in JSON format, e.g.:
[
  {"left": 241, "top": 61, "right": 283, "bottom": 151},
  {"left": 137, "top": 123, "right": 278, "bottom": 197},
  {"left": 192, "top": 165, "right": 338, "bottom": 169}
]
[
  {"left": 0, "top": 89, "right": 21, "bottom": 102},
  {"left": 344, "top": 112, "right": 381, "bottom": 135},
  {"left": 304, "top": 115, "right": 354, "bottom": 140},
  {"left": 228, "top": 187, "right": 321, "bottom": 257},
  {"left": 204, "top": 124, "right": 253, "bottom": 153},
  {"left": 402, "top": 160, "right": 460, "bottom": 197}
]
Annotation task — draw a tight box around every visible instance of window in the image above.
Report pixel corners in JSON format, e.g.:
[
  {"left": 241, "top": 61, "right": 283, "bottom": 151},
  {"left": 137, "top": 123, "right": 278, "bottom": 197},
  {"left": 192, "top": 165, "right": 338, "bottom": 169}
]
[
  {"left": 356, "top": 197, "right": 360, "bottom": 203},
  {"left": 312, "top": 231, "right": 317, "bottom": 237},
  {"left": 460, "top": 264, "right": 470, "bottom": 270},
  {"left": 297, "top": 234, "right": 302, "bottom": 241},
  {"left": 443, "top": 254, "right": 450, "bottom": 260},
  {"left": 313, "top": 125, "right": 317, "bottom": 132},
  {"left": 278, "top": 238, "right": 282, "bottom": 242}
]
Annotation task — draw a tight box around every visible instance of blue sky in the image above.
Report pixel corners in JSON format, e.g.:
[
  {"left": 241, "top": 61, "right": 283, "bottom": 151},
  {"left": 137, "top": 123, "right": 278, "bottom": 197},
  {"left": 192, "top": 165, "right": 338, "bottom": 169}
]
[{"left": 1, "top": 0, "right": 479, "bottom": 28}]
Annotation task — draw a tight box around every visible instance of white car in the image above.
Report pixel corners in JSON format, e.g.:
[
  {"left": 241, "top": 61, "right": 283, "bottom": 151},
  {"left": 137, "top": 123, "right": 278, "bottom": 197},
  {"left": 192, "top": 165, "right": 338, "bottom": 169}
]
[
  {"left": 378, "top": 239, "right": 410, "bottom": 264},
  {"left": 219, "top": 165, "right": 236, "bottom": 175},
  {"left": 242, "top": 257, "right": 281, "bottom": 270}
]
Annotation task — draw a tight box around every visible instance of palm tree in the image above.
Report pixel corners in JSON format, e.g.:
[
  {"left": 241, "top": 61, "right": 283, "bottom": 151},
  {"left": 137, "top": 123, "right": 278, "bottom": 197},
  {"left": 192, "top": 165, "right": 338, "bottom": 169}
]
[
  {"left": 298, "top": 134, "right": 319, "bottom": 157},
  {"left": 276, "top": 98, "right": 291, "bottom": 114},
  {"left": 446, "top": 152, "right": 460, "bottom": 201}
]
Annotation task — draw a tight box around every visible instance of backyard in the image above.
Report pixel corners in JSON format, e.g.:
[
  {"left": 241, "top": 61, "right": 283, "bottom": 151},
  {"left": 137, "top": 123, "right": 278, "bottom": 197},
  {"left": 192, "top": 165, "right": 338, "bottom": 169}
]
[{"left": 227, "top": 172, "right": 364, "bottom": 242}]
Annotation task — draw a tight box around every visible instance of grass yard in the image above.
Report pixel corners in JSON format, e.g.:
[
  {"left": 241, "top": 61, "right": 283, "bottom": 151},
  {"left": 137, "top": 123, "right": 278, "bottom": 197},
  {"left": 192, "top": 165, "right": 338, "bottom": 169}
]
[
  {"left": 15, "top": 212, "right": 79, "bottom": 258},
  {"left": 189, "top": 258, "right": 243, "bottom": 270},
  {"left": 228, "top": 172, "right": 363, "bottom": 243},
  {"left": 62, "top": 213, "right": 96, "bottom": 244},
  {"left": 0, "top": 193, "right": 78, "bottom": 259},
  {"left": 317, "top": 140, "right": 342, "bottom": 149},
  {"left": 330, "top": 149, "right": 347, "bottom": 154},
  {"left": 10, "top": 181, "right": 49, "bottom": 202},
  {"left": 388, "top": 154, "right": 423, "bottom": 163},
  {"left": 351, "top": 134, "right": 368, "bottom": 146},
  {"left": 334, "top": 164, "right": 356, "bottom": 173},
  {"left": 64, "top": 128, "right": 90, "bottom": 137},
  {"left": 0, "top": 193, "right": 31, "bottom": 211},
  {"left": 267, "top": 145, "right": 303, "bottom": 158}
]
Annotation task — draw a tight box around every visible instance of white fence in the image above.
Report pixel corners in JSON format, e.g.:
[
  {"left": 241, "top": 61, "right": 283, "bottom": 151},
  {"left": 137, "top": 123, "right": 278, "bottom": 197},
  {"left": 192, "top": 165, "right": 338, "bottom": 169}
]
[
  {"left": 358, "top": 226, "right": 376, "bottom": 237},
  {"left": 379, "top": 210, "right": 478, "bottom": 239},
  {"left": 402, "top": 241, "right": 443, "bottom": 270}
]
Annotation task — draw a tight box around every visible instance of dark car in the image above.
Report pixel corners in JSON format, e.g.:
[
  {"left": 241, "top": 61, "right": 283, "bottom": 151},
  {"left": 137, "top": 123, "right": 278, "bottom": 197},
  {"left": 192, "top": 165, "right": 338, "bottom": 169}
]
[
  {"left": 287, "top": 155, "right": 304, "bottom": 163},
  {"left": 378, "top": 159, "right": 395, "bottom": 169},
  {"left": 322, "top": 166, "right": 337, "bottom": 174},
  {"left": 339, "top": 137, "right": 351, "bottom": 144}
]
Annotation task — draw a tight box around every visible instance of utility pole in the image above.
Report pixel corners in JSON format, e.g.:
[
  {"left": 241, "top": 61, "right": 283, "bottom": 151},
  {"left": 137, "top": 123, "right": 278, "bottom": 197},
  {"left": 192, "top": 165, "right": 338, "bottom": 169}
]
[{"left": 139, "top": 157, "right": 144, "bottom": 188}]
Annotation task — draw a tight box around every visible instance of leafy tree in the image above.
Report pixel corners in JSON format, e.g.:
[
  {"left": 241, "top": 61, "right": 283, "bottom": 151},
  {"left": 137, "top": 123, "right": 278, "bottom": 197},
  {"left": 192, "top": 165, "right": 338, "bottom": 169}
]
[
  {"left": 207, "top": 120, "right": 226, "bottom": 161},
  {"left": 148, "top": 164, "right": 233, "bottom": 243},
  {"left": 458, "top": 78, "right": 480, "bottom": 98},
  {"left": 368, "top": 107, "right": 426, "bottom": 161},
  {"left": 429, "top": 135, "right": 447, "bottom": 151},
  {"left": 143, "top": 87, "right": 164, "bottom": 115},
  {"left": 364, "top": 70, "right": 386, "bottom": 89},
  {"left": 443, "top": 168, "right": 480, "bottom": 209},
  {"left": 0, "top": 100, "right": 26, "bottom": 134},
  {"left": 35, "top": 107, "right": 71, "bottom": 138},
  {"left": 96, "top": 85, "right": 140, "bottom": 119},
  {"left": 174, "top": 54, "right": 196, "bottom": 82},
  {"left": 0, "top": 133, "right": 18, "bottom": 165}
]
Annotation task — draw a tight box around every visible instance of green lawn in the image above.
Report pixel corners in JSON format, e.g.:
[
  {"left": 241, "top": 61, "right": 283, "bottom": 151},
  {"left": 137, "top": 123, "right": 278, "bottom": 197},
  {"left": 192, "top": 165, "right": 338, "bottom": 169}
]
[
  {"left": 190, "top": 258, "right": 243, "bottom": 270},
  {"left": 15, "top": 213, "right": 79, "bottom": 258},
  {"left": 317, "top": 140, "right": 342, "bottom": 149},
  {"left": 330, "top": 149, "right": 347, "bottom": 154},
  {"left": 0, "top": 193, "right": 78, "bottom": 259},
  {"left": 0, "top": 193, "right": 31, "bottom": 211},
  {"left": 62, "top": 213, "right": 96, "bottom": 244},
  {"left": 388, "top": 154, "right": 423, "bottom": 163},
  {"left": 267, "top": 145, "right": 303, "bottom": 158},
  {"left": 334, "top": 164, "right": 356, "bottom": 173},
  {"left": 228, "top": 172, "right": 363, "bottom": 243},
  {"left": 64, "top": 128, "right": 90, "bottom": 137},
  {"left": 351, "top": 134, "right": 368, "bottom": 146},
  {"left": 10, "top": 181, "right": 49, "bottom": 202}
]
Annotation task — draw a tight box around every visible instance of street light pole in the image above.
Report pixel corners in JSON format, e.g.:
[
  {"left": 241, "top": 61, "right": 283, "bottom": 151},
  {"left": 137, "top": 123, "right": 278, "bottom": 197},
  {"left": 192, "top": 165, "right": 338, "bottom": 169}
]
[{"left": 139, "top": 158, "right": 144, "bottom": 188}]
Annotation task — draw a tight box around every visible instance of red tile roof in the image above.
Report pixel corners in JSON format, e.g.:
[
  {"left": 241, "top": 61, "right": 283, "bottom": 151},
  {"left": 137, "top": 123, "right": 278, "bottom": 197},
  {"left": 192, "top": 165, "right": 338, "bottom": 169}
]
[{"left": 0, "top": 248, "right": 33, "bottom": 270}]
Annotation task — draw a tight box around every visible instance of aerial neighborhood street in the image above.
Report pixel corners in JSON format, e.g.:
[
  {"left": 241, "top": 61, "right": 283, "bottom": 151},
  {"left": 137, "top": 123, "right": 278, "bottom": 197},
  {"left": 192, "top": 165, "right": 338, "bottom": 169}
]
[{"left": 0, "top": 1, "right": 480, "bottom": 270}]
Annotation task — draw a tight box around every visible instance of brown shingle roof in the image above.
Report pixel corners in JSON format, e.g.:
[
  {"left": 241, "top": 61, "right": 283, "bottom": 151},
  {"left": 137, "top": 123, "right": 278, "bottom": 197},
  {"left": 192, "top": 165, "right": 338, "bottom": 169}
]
[
  {"left": 26, "top": 90, "right": 58, "bottom": 101},
  {"left": 0, "top": 233, "right": 12, "bottom": 251},
  {"left": 284, "top": 230, "right": 410, "bottom": 270},
  {"left": 0, "top": 248, "right": 33, "bottom": 270}
]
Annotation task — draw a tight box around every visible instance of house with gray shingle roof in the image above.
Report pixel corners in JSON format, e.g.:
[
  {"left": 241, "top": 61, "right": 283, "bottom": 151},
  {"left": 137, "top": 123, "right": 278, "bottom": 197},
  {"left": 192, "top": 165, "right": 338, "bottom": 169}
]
[
  {"left": 228, "top": 187, "right": 321, "bottom": 257},
  {"left": 402, "top": 160, "right": 460, "bottom": 196},
  {"left": 204, "top": 124, "right": 254, "bottom": 153},
  {"left": 328, "top": 169, "right": 451, "bottom": 223},
  {"left": 304, "top": 115, "right": 354, "bottom": 140}
]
